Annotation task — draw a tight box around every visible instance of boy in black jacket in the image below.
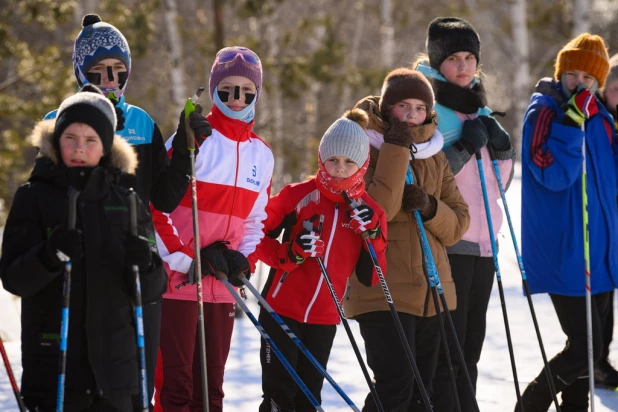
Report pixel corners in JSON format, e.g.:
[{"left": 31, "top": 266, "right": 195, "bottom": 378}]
[{"left": 1, "top": 86, "right": 166, "bottom": 412}]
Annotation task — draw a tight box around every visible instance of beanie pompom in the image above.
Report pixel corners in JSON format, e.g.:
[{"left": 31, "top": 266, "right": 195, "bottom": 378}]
[
  {"left": 79, "top": 84, "right": 104, "bottom": 96},
  {"left": 82, "top": 14, "right": 102, "bottom": 27},
  {"left": 343, "top": 109, "right": 369, "bottom": 131}
]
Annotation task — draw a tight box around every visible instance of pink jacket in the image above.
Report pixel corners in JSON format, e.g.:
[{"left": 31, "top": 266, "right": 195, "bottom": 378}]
[
  {"left": 151, "top": 106, "right": 274, "bottom": 302},
  {"left": 449, "top": 112, "right": 513, "bottom": 257}
]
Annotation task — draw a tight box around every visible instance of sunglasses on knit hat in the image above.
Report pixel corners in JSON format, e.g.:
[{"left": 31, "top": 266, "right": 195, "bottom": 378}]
[{"left": 214, "top": 47, "right": 262, "bottom": 68}]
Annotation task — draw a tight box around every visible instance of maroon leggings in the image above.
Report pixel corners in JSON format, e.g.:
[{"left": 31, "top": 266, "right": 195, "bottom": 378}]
[{"left": 155, "top": 299, "right": 235, "bottom": 412}]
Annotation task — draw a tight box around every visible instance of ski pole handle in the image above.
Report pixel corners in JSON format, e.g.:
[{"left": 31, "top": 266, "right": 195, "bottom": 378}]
[
  {"left": 341, "top": 191, "right": 369, "bottom": 240},
  {"left": 184, "top": 87, "right": 205, "bottom": 150},
  {"left": 127, "top": 190, "right": 138, "bottom": 237},
  {"left": 67, "top": 187, "right": 79, "bottom": 230}
]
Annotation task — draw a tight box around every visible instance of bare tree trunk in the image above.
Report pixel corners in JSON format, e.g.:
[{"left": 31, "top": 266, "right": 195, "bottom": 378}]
[
  {"left": 510, "top": 0, "right": 530, "bottom": 156},
  {"left": 266, "top": 21, "right": 285, "bottom": 193},
  {"left": 213, "top": 0, "right": 225, "bottom": 51},
  {"left": 338, "top": 0, "right": 365, "bottom": 115},
  {"left": 381, "top": 0, "right": 394, "bottom": 69},
  {"left": 302, "top": 2, "right": 327, "bottom": 179},
  {"left": 163, "top": 0, "right": 186, "bottom": 108},
  {"left": 572, "top": 0, "right": 591, "bottom": 36}
]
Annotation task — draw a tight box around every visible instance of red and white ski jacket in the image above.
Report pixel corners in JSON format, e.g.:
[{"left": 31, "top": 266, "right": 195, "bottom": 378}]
[
  {"left": 251, "top": 179, "right": 388, "bottom": 325},
  {"left": 151, "top": 105, "right": 274, "bottom": 303}
]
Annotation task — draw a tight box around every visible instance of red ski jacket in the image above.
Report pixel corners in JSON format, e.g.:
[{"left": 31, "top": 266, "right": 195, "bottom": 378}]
[{"left": 251, "top": 178, "right": 388, "bottom": 325}]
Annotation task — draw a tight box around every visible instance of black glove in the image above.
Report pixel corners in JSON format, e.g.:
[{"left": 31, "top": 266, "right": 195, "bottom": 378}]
[
  {"left": 384, "top": 118, "right": 414, "bottom": 148},
  {"left": 199, "top": 242, "right": 229, "bottom": 279},
  {"left": 125, "top": 235, "right": 153, "bottom": 271},
  {"left": 479, "top": 116, "right": 511, "bottom": 152},
  {"left": 108, "top": 96, "right": 125, "bottom": 131},
  {"left": 458, "top": 117, "right": 489, "bottom": 155},
  {"left": 173, "top": 104, "right": 212, "bottom": 157},
  {"left": 222, "top": 249, "right": 250, "bottom": 287},
  {"left": 40, "top": 227, "right": 83, "bottom": 269},
  {"left": 402, "top": 184, "right": 437, "bottom": 220}
]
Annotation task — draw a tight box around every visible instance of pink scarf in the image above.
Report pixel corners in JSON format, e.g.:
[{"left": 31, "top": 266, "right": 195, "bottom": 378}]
[{"left": 314, "top": 155, "right": 370, "bottom": 203}]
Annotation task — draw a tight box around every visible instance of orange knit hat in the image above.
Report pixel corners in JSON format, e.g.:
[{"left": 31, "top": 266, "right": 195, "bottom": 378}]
[{"left": 554, "top": 33, "right": 610, "bottom": 87}]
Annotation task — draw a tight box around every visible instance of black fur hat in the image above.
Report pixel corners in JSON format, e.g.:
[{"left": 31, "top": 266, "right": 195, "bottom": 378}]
[{"left": 426, "top": 17, "right": 481, "bottom": 70}]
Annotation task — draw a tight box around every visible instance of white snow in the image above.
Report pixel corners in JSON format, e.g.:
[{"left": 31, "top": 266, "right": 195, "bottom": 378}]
[{"left": 1, "top": 165, "right": 617, "bottom": 411}]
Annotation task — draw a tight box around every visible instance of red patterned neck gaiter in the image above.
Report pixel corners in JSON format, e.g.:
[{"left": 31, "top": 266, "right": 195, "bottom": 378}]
[{"left": 314, "top": 155, "right": 369, "bottom": 203}]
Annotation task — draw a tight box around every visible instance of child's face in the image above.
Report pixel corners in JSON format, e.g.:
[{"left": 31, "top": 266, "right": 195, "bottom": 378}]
[
  {"left": 439, "top": 52, "right": 477, "bottom": 88},
  {"left": 604, "top": 79, "right": 618, "bottom": 109},
  {"left": 217, "top": 76, "right": 257, "bottom": 111},
  {"left": 59, "top": 123, "right": 104, "bottom": 167},
  {"left": 87, "top": 58, "right": 127, "bottom": 91},
  {"left": 324, "top": 156, "right": 359, "bottom": 179},
  {"left": 389, "top": 98, "right": 428, "bottom": 126},
  {"left": 563, "top": 70, "right": 596, "bottom": 93}
]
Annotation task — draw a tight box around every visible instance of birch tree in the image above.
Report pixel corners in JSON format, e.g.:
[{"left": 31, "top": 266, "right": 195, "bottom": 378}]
[
  {"left": 163, "top": 0, "right": 186, "bottom": 108},
  {"left": 572, "top": 0, "right": 591, "bottom": 36},
  {"left": 510, "top": 0, "right": 530, "bottom": 154},
  {"left": 381, "top": 0, "right": 394, "bottom": 69}
]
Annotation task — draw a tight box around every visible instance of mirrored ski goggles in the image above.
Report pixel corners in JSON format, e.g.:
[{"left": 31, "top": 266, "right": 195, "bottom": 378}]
[{"left": 214, "top": 48, "right": 261, "bottom": 68}]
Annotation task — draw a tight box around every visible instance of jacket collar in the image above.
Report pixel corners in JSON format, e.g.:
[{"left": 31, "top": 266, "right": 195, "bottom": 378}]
[{"left": 207, "top": 104, "right": 254, "bottom": 142}]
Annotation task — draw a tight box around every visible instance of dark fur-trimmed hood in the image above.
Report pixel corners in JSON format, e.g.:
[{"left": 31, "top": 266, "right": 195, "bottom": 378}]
[{"left": 28, "top": 119, "right": 138, "bottom": 175}]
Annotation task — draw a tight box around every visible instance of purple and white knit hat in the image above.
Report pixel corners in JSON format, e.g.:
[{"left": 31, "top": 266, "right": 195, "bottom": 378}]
[{"left": 209, "top": 47, "right": 263, "bottom": 102}]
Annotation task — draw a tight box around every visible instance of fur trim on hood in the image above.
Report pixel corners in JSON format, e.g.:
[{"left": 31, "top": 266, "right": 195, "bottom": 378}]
[{"left": 28, "top": 119, "right": 138, "bottom": 175}]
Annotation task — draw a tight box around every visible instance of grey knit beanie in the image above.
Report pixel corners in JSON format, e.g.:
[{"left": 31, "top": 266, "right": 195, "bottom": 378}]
[
  {"left": 54, "top": 84, "right": 117, "bottom": 155},
  {"left": 319, "top": 109, "right": 369, "bottom": 167}
]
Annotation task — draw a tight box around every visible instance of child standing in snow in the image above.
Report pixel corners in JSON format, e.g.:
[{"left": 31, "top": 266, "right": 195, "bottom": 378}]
[
  {"left": 44, "top": 14, "right": 199, "bottom": 410},
  {"left": 0, "top": 86, "right": 165, "bottom": 411},
  {"left": 519, "top": 33, "right": 618, "bottom": 412},
  {"left": 251, "top": 109, "right": 388, "bottom": 411},
  {"left": 414, "top": 17, "right": 516, "bottom": 411},
  {"left": 343, "top": 68, "right": 469, "bottom": 411},
  {"left": 151, "top": 46, "right": 274, "bottom": 412}
]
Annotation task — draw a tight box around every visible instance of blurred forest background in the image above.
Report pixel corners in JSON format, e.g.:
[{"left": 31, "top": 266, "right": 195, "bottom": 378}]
[{"left": 1, "top": 0, "right": 618, "bottom": 223}]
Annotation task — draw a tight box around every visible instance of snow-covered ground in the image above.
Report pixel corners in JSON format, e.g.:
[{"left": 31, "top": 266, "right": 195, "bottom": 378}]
[{"left": 2, "top": 166, "right": 618, "bottom": 411}]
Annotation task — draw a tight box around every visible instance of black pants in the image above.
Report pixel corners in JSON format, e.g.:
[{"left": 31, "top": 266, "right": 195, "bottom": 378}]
[
  {"left": 24, "top": 392, "right": 132, "bottom": 412},
  {"left": 258, "top": 308, "right": 337, "bottom": 412},
  {"left": 131, "top": 300, "right": 161, "bottom": 411},
  {"left": 355, "top": 310, "right": 441, "bottom": 412},
  {"left": 517, "top": 292, "right": 611, "bottom": 412},
  {"left": 601, "top": 290, "right": 614, "bottom": 361},
  {"left": 432, "top": 254, "right": 494, "bottom": 412}
]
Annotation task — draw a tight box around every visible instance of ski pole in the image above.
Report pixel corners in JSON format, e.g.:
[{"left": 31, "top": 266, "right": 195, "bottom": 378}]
[
  {"left": 184, "top": 87, "right": 210, "bottom": 412},
  {"left": 127, "top": 190, "right": 149, "bottom": 412},
  {"left": 488, "top": 148, "right": 561, "bottom": 412},
  {"left": 213, "top": 271, "right": 325, "bottom": 411},
  {"left": 56, "top": 186, "right": 80, "bottom": 412},
  {"left": 581, "top": 119, "right": 595, "bottom": 411},
  {"left": 307, "top": 219, "right": 385, "bottom": 412},
  {"left": 475, "top": 151, "right": 523, "bottom": 411},
  {"left": 0, "top": 336, "right": 26, "bottom": 412},
  {"left": 341, "top": 191, "right": 433, "bottom": 411},
  {"left": 238, "top": 274, "right": 360, "bottom": 411},
  {"left": 403, "top": 168, "right": 471, "bottom": 412}
]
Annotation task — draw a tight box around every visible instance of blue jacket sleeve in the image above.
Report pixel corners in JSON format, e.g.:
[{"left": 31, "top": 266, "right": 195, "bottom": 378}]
[{"left": 523, "top": 104, "right": 584, "bottom": 191}]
